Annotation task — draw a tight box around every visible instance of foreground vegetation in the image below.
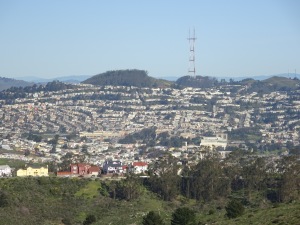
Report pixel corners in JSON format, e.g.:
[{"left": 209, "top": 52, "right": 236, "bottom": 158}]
[{"left": 0, "top": 151, "right": 299, "bottom": 225}]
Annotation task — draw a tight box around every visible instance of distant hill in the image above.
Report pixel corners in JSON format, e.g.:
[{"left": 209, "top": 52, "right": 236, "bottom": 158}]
[
  {"left": 215, "top": 73, "right": 300, "bottom": 81},
  {"left": 0, "top": 77, "right": 33, "bottom": 91},
  {"left": 176, "top": 75, "right": 218, "bottom": 88},
  {"left": 19, "top": 75, "right": 92, "bottom": 84},
  {"left": 82, "top": 69, "right": 172, "bottom": 88},
  {"left": 239, "top": 76, "right": 300, "bottom": 94}
]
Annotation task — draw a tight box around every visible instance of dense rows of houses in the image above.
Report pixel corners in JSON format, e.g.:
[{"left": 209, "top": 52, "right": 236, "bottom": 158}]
[{"left": 0, "top": 82, "right": 299, "bottom": 178}]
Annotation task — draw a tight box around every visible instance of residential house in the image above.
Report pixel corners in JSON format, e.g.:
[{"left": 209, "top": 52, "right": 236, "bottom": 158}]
[
  {"left": 17, "top": 165, "right": 48, "bottom": 177},
  {"left": 130, "top": 162, "right": 148, "bottom": 174},
  {"left": 57, "top": 163, "right": 100, "bottom": 177},
  {"left": 0, "top": 165, "right": 12, "bottom": 177},
  {"left": 102, "top": 160, "right": 124, "bottom": 174}
]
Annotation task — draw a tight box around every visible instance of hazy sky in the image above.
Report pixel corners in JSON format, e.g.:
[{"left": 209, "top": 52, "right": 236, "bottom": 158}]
[{"left": 1, "top": 0, "right": 299, "bottom": 78}]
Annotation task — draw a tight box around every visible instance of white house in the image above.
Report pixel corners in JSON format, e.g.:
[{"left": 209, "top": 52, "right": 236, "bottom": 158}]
[
  {"left": 0, "top": 165, "right": 12, "bottom": 177},
  {"left": 102, "top": 160, "right": 124, "bottom": 174},
  {"left": 131, "top": 162, "right": 148, "bottom": 174}
]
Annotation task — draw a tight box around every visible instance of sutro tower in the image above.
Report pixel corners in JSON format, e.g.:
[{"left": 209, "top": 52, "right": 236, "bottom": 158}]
[{"left": 187, "top": 28, "right": 197, "bottom": 76}]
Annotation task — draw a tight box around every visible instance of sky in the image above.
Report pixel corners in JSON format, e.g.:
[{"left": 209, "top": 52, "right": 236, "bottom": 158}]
[{"left": 1, "top": 0, "right": 299, "bottom": 79}]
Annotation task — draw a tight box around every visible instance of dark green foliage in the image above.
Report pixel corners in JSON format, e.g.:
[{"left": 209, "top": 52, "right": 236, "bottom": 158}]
[
  {"left": 83, "top": 214, "right": 96, "bottom": 225},
  {"left": 82, "top": 69, "right": 171, "bottom": 88},
  {"left": 119, "top": 127, "right": 188, "bottom": 148},
  {"left": 0, "top": 190, "right": 10, "bottom": 207},
  {"left": 142, "top": 211, "right": 165, "bottom": 225},
  {"left": 228, "top": 127, "right": 262, "bottom": 141},
  {"left": 147, "top": 155, "right": 181, "bottom": 201},
  {"left": 176, "top": 75, "right": 218, "bottom": 88},
  {"left": 186, "top": 155, "right": 231, "bottom": 202},
  {"left": 278, "top": 156, "right": 300, "bottom": 202},
  {"left": 114, "top": 175, "right": 142, "bottom": 201},
  {"left": 26, "top": 133, "right": 42, "bottom": 142},
  {"left": 225, "top": 199, "right": 245, "bottom": 218},
  {"left": 119, "top": 127, "right": 157, "bottom": 145},
  {"left": 44, "top": 80, "right": 74, "bottom": 92},
  {"left": 171, "top": 207, "right": 197, "bottom": 225}
]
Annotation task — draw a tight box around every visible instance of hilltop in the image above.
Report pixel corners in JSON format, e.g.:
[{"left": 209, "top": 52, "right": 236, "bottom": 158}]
[
  {"left": 82, "top": 69, "right": 172, "bottom": 88},
  {"left": 176, "top": 75, "right": 218, "bottom": 88},
  {"left": 239, "top": 76, "right": 300, "bottom": 94},
  {"left": 0, "top": 77, "right": 32, "bottom": 91}
]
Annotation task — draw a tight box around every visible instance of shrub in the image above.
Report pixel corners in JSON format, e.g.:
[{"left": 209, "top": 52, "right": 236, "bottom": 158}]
[
  {"left": 142, "top": 211, "right": 165, "bottom": 225},
  {"left": 171, "top": 207, "right": 197, "bottom": 225},
  {"left": 83, "top": 214, "right": 96, "bottom": 225},
  {"left": 225, "top": 199, "right": 245, "bottom": 219}
]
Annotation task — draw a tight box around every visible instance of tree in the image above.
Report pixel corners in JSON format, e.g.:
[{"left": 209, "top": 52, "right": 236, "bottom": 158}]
[
  {"left": 115, "top": 174, "right": 142, "bottom": 201},
  {"left": 241, "top": 156, "right": 267, "bottom": 196},
  {"left": 147, "top": 155, "right": 180, "bottom": 201},
  {"left": 188, "top": 154, "right": 230, "bottom": 202},
  {"left": 142, "top": 211, "right": 165, "bottom": 225},
  {"left": 278, "top": 156, "right": 300, "bottom": 202},
  {"left": 171, "top": 207, "right": 196, "bottom": 225},
  {"left": 83, "top": 214, "right": 96, "bottom": 225},
  {"left": 225, "top": 199, "right": 244, "bottom": 219}
]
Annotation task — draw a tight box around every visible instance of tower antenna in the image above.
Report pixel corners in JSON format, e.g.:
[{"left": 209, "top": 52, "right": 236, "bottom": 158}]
[{"left": 187, "top": 28, "right": 197, "bottom": 76}]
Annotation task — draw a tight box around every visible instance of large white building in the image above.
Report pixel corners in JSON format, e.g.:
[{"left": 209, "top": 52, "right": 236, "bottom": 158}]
[{"left": 200, "top": 133, "right": 228, "bottom": 149}]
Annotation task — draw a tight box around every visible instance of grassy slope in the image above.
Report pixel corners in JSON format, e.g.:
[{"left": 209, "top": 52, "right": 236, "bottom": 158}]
[
  {"left": 208, "top": 202, "right": 300, "bottom": 225},
  {"left": 0, "top": 178, "right": 299, "bottom": 225}
]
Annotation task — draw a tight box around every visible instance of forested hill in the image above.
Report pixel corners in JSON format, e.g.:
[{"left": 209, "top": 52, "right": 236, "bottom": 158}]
[
  {"left": 0, "top": 77, "right": 32, "bottom": 91},
  {"left": 82, "top": 69, "right": 172, "bottom": 88}
]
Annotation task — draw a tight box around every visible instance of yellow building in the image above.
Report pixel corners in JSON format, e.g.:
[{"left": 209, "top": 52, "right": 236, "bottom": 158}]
[{"left": 17, "top": 165, "right": 48, "bottom": 177}]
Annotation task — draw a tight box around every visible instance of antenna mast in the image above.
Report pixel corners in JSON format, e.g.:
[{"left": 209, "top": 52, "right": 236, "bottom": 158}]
[{"left": 187, "top": 28, "right": 197, "bottom": 76}]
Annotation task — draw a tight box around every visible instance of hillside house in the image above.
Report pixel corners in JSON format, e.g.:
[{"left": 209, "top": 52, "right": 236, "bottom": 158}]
[
  {"left": 17, "top": 165, "right": 48, "bottom": 177},
  {"left": 130, "top": 162, "right": 148, "bottom": 174},
  {"left": 102, "top": 160, "right": 124, "bottom": 174},
  {"left": 57, "top": 163, "right": 100, "bottom": 177},
  {"left": 0, "top": 165, "right": 12, "bottom": 177}
]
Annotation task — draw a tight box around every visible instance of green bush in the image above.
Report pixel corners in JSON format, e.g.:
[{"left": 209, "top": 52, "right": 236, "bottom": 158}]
[
  {"left": 225, "top": 199, "right": 245, "bottom": 219},
  {"left": 171, "top": 207, "right": 197, "bottom": 225},
  {"left": 142, "top": 211, "right": 165, "bottom": 225}
]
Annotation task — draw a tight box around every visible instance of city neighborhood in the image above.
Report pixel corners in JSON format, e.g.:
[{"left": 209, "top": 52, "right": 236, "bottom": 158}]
[{"left": 0, "top": 81, "right": 299, "bottom": 177}]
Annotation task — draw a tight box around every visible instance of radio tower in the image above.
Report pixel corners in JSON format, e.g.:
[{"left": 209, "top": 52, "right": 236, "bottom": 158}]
[{"left": 188, "top": 28, "right": 197, "bottom": 76}]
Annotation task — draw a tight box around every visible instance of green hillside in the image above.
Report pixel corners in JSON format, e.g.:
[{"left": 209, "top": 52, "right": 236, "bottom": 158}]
[
  {"left": 0, "top": 177, "right": 299, "bottom": 225},
  {"left": 82, "top": 69, "right": 172, "bottom": 88}
]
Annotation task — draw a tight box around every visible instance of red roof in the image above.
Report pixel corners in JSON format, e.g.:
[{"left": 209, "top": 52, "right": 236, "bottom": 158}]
[
  {"left": 57, "top": 171, "right": 72, "bottom": 176},
  {"left": 77, "top": 163, "right": 90, "bottom": 167},
  {"left": 133, "top": 162, "right": 148, "bottom": 167},
  {"left": 88, "top": 166, "right": 100, "bottom": 172}
]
